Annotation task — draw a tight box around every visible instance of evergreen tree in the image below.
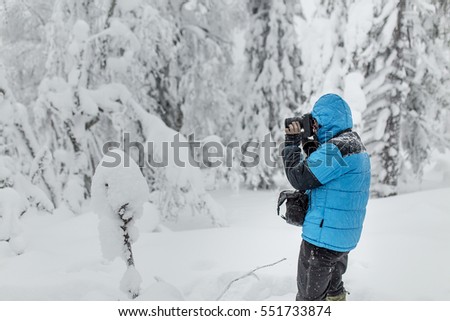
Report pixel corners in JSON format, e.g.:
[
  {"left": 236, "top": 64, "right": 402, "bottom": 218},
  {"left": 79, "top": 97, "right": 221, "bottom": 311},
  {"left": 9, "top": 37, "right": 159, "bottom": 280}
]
[
  {"left": 239, "top": 0, "right": 302, "bottom": 189},
  {"left": 400, "top": 0, "right": 450, "bottom": 178},
  {"left": 354, "top": 0, "right": 409, "bottom": 197},
  {"left": 298, "top": 0, "right": 348, "bottom": 105},
  {"left": 0, "top": 66, "right": 54, "bottom": 212},
  {"left": 35, "top": 4, "right": 101, "bottom": 211},
  {"left": 1, "top": 0, "right": 449, "bottom": 204}
]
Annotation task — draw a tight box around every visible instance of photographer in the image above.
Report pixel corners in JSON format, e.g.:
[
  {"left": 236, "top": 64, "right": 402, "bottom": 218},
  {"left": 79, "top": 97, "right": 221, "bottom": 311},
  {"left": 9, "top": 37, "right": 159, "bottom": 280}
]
[{"left": 282, "top": 94, "right": 371, "bottom": 301}]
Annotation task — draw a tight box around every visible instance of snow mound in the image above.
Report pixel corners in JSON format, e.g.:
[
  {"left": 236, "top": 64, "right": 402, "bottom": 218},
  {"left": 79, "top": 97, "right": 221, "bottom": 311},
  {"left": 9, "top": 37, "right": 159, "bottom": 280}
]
[
  {"left": 138, "top": 277, "right": 184, "bottom": 301},
  {"left": 120, "top": 266, "right": 142, "bottom": 299},
  {"left": 0, "top": 187, "right": 28, "bottom": 255}
]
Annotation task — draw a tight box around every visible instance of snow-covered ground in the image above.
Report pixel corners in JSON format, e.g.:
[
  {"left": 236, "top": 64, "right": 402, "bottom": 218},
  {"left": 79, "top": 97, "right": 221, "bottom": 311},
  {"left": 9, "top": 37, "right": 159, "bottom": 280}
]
[{"left": 1, "top": 184, "right": 449, "bottom": 301}]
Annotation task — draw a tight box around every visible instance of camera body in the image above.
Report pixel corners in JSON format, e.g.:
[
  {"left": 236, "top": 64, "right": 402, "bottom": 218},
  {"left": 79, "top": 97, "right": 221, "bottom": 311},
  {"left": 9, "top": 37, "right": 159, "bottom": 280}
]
[{"left": 285, "top": 113, "right": 314, "bottom": 141}]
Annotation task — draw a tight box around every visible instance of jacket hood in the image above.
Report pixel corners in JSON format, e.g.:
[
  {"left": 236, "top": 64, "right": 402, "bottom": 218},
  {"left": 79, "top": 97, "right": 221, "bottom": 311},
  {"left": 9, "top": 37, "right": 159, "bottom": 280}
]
[{"left": 311, "top": 94, "right": 353, "bottom": 143}]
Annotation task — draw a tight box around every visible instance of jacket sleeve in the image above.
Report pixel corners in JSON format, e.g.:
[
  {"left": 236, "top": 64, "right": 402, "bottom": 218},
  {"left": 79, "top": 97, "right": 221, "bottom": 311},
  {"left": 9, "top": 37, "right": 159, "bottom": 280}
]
[
  {"left": 306, "top": 142, "right": 352, "bottom": 185},
  {"left": 282, "top": 135, "right": 322, "bottom": 191}
]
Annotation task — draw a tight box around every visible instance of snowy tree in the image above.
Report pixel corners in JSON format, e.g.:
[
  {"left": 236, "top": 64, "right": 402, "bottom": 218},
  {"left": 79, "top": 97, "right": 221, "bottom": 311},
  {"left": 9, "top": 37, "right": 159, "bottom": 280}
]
[
  {"left": 35, "top": 16, "right": 101, "bottom": 212},
  {"left": 175, "top": 0, "right": 240, "bottom": 139},
  {"left": 0, "top": 66, "right": 55, "bottom": 212},
  {"left": 400, "top": 0, "right": 450, "bottom": 178},
  {"left": 91, "top": 149, "right": 149, "bottom": 299},
  {"left": 296, "top": 0, "right": 374, "bottom": 132},
  {"left": 119, "top": 1, "right": 181, "bottom": 125},
  {"left": 347, "top": 0, "right": 450, "bottom": 195},
  {"left": 238, "top": 0, "right": 302, "bottom": 189},
  {"left": 33, "top": 1, "right": 140, "bottom": 212},
  {"left": 296, "top": 0, "right": 449, "bottom": 195},
  {"left": 350, "top": 0, "right": 410, "bottom": 197},
  {"left": 28, "top": 0, "right": 226, "bottom": 224},
  {"left": 1, "top": 0, "right": 449, "bottom": 211},
  {"left": 297, "top": 0, "right": 348, "bottom": 105},
  {"left": 108, "top": 0, "right": 242, "bottom": 141},
  {"left": 88, "top": 83, "right": 227, "bottom": 226}
]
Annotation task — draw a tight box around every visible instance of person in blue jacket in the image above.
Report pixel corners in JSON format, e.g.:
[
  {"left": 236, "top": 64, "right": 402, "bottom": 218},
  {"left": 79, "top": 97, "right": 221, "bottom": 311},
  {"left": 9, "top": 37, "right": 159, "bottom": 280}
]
[{"left": 283, "top": 93, "right": 371, "bottom": 301}]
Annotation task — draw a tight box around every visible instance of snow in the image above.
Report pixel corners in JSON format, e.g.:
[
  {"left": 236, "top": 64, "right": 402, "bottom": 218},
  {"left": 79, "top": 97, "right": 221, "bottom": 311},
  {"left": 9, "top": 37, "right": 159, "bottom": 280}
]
[
  {"left": 107, "top": 56, "right": 130, "bottom": 75},
  {"left": 137, "top": 277, "right": 184, "bottom": 301},
  {"left": 72, "top": 20, "right": 90, "bottom": 43},
  {"left": 0, "top": 187, "right": 28, "bottom": 255},
  {"left": 295, "top": 4, "right": 344, "bottom": 102},
  {"left": 299, "top": 0, "right": 316, "bottom": 22},
  {"left": 1, "top": 0, "right": 450, "bottom": 304},
  {"left": 399, "top": 149, "right": 450, "bottom": 193},
  {"left": 344, "top": 72, "right": 367, "bottom": 128},
  {"left": 138, "top": 202, "right": 160, "bottom": 233},
  {"left": 0, "top": 165, "right": 13, "bottom": 187},
  {"left": 78, "top": 87, "right": 99, "bottom": 116},
  {"left": 13, "top": 173, "right": 54, "bottom": 213},
  {"left": 29, "top": 148, "right": 52, "bottom": 183},
  {"left": 85, "top": 83, "right": 226, "bottom": 226},
  {"left": 380, "top": 8, "right": 399, "bottom": 48},
  {"left": 62, "top": 176, "right": 85, "bottom": 214},
  {"left": 1, "top": 186, "right": 449, "bottom": 300},
  {"left": 39, "top": 77, "right": 73, "bottom": 120},
  {"left": 345, "top": 0, "right": 374, "bottom": 55},
  {"left": 120, "top": 265, "right": 142, "bottom": 299},
  {"left": 106, "top": 19, "right": 140, "bottom": 51},
  {"left": 374, "top": 108, "right": 391, "bottom": 140},
  {"left": 0, "top": 91, "right": 15, "bottom": 126},
  {"left": 117, "top": 0, "right": 143, "bottom": 13}
]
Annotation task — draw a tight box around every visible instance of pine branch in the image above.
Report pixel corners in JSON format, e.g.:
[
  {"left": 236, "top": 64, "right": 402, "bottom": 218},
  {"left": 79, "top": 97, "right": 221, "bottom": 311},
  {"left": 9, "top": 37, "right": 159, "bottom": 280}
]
[
  {"left": 216, "top": 258, "right": 287, "bottom": 301},
  {"left": 64, "top": 120, "right": 81, "bottom": 153},
  {"left": 85, "top": 114, "right": 100, "bottom": 130}
]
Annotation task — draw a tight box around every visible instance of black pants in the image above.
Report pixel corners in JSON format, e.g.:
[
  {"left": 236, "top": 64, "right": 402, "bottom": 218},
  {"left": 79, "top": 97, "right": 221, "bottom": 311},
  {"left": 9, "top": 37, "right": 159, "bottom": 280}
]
[{"left": 296, "top": 240, "right": 349, "bottom": 301}]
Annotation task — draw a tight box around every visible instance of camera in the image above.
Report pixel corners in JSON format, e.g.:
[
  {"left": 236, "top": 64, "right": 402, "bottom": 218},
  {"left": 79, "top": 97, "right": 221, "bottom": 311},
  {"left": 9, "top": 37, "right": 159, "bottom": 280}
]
[{"left": 285, "top": 113, "right": 314, "bottom": 141}]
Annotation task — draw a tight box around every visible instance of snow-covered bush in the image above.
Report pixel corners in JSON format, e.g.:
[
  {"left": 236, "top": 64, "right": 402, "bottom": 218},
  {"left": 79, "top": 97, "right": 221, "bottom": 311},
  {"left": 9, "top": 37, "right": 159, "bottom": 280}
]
[
  {"left": 29, "top": 3, "right": 228, "bottom": 222},
  {"left": 87, "top": 83, "right": 227, "bottom": 227},
  {"left": 0, "top": 68, "right": 55, "bottom": 213},
  {"left": 0, "top": 187, "right": 28, "bottom": 255},
  {"left": 91, "top": 149, "right": 149, "bottom": 299}
]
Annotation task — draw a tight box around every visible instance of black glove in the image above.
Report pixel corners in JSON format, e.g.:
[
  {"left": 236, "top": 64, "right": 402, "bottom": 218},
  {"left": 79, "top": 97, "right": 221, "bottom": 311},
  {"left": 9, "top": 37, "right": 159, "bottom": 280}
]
[{"left": 285, "top": 134, "right": 302, "bottom": 146}]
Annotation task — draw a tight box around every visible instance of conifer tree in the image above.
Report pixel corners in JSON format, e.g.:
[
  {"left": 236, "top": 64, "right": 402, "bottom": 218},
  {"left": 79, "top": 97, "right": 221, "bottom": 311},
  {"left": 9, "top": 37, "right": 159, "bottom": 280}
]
[
  {"left": 400, "top": 0, "right": 450, "bottom": 177},
  {"left": 357, "top": 0, "right": 409, "bottom": 197},
  {"left": 239, "top": 0, "right": 302, "bottom": 189}
]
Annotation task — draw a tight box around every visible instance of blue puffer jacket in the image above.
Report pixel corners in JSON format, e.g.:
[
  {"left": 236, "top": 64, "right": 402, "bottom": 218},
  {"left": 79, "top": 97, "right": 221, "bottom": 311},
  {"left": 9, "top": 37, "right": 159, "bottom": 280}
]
[{"left": 283, "top": 94, "right": 371, "bottom": 252}]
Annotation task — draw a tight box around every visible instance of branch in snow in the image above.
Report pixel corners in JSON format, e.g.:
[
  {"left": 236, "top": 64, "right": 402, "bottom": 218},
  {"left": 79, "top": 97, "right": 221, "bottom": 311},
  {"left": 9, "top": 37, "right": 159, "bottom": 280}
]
[{"left": 216, "top": 258, "right": 287, "bottom": 301}]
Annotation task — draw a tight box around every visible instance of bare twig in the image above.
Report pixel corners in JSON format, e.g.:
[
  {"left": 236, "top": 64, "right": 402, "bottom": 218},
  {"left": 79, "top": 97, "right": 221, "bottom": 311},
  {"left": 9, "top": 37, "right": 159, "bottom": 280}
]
[{"left": 216, "top": 258, "right": 287, "bottom": 301}]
